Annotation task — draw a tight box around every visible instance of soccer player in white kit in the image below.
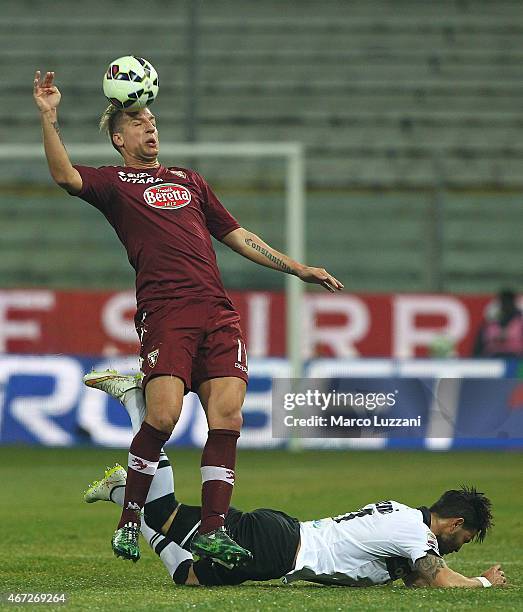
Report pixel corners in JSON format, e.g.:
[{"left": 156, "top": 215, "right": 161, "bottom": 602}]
[{"left": 83, "top": 371, "right": 506, "bottom": 589}]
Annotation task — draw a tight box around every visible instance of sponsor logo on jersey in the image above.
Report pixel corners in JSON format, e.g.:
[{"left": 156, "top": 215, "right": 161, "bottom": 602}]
[
  {"left": 234, "top": 362, "right": 248, "bottom": 373},
  {"left": 143, "top": 183, "right": 192, "bottom": 209},
  {"left": 118, "top": 171, "right": 162, "bottom": 184},
  {"left": 147, "top": 348, "right": 160, "bottom": 368},
  {"left": 169, "top": 170, "right": 187, "bottom": 179}
]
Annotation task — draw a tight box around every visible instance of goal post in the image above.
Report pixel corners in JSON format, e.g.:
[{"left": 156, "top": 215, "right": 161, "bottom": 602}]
[{"left": 0, "top": 142, "right": 307, "bottom": 379}]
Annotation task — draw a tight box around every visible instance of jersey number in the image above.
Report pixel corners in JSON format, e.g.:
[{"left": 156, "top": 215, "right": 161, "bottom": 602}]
[
  {"left": 237, "top": 339, "right": 247, "bottom": 365},
  {"left": 333, "top": 508, "right": 373, "bottom": 523},
  {"left": 332, "top": 501, "right": 394, "bottom": 523}
]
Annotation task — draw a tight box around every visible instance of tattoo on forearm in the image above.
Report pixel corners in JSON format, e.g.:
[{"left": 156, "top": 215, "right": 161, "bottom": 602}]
[
  {"left": 413, "top": 555, "right": 446, "bottom": 581},
  {"left": 51, "top": 121, "right": 65, "bottom": 146},
  {"left": 245, "top": 238, "right": 293, "bottom": 274}
]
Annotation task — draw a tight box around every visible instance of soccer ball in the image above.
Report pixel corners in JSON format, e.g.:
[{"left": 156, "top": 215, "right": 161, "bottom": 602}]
[{"left": 102, "top": 56, "right": 159, "bottom": 111}]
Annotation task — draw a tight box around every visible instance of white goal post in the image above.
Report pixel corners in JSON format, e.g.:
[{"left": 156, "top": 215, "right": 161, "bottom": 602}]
[{"left": 1, "top": 142, "right": 306, "bottom": 379}]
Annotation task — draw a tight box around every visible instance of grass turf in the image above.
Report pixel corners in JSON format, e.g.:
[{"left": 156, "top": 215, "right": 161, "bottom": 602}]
[{"left": 0, "top": 448, "right": 521, "bottom": 611}]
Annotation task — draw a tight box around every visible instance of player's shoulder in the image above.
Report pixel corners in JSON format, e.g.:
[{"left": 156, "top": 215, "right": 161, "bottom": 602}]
[
  {"left": 387, "top": 502, "right": 440, "bottom": 553},
  {"left": 72, "top": 164, "right": 122, "bottom": 189},
  {"left": 385, "top": 501, "right": 427, "bottom": 525},
  {"left": 392, "top": 503, "right": 436, "bottom": 539},
  {"left": 389, "top": 500, "right": 417, "bottom": 512}
]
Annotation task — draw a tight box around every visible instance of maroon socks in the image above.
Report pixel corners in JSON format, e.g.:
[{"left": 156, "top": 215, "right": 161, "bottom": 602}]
[
  {"left": 118, "top": 421, "right": 171, "bottom": 529},
  {"left": 118, "top": 425, "right": 239, "bottom": 534},
  {"left": 199, "top": 429, "right": 240, "bottom": 534}
]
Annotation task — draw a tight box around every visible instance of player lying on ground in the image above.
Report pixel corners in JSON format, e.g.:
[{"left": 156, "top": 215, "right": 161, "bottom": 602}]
[
  {"left": 34, "top": 70, "right": 343, "bottom": 566},
  {"left": 83, "top": 371, "right": 506, "bottom": 588}
]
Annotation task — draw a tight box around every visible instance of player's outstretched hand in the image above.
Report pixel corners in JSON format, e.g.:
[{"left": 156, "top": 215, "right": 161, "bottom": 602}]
[
  {"left": 297, "top": 266, "right": 344, "bottom": 292},
  {"left": 33, "top": 71, "right": 61, "bottom": 112},
  {"left": 482, "top": 564, "right": 507, "bottom": 587}
]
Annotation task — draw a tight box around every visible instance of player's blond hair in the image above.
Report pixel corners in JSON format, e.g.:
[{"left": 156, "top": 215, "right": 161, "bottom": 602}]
[{"left": 99, "top": 104, "right": 126, "bottom": 153}]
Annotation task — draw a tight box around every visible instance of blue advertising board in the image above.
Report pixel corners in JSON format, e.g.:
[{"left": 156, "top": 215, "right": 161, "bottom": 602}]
[{"left": 0, "top": 355, "right": 521, "bottom": 449}]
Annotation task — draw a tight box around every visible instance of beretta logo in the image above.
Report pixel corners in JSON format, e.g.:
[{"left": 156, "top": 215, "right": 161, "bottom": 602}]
[{"left": 143, "top": 183, "right": 191, "bottom": 209}]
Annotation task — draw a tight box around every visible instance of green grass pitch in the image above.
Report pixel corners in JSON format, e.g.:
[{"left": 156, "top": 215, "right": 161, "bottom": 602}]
[{"left": 1, "top": 448, "right": 521, "bottom": 611}]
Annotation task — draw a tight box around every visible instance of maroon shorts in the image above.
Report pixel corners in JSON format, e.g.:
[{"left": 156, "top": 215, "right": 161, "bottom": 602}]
[{"left": 135, "top": 297, "right": 248, "bottom": 393}]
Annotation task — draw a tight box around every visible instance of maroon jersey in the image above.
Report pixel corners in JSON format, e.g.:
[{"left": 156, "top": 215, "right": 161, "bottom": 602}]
[{"left": 73, "top": 164, "right": 240, "bottom": 307}]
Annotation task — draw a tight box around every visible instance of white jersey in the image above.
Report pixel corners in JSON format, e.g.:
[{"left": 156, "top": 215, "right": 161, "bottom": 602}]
[{"left": 284, "top": 501, "right": 440, "bottom": 587}]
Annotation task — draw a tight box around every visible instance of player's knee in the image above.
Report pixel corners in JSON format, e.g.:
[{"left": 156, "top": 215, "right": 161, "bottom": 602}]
[
  {"left": 146, "top": 411, "right": 179, "bottom": 433},
  {"left": 145, "top": 407, "right": 179, "bottom": 433},
  {"left": 144, "top": 494, "right": 177, "bottom": 532},
  {"left": 227, "top": 410, "right": 243, "bottom": 431},
  {"left": 145, "top": 399, "right": 181, "bottom": 433},
  {"left": 145, "top": 377, "right": 184, "bottom": 432},
  {"left": 213, "top": 406, "right": 243, "bottom": 431}
]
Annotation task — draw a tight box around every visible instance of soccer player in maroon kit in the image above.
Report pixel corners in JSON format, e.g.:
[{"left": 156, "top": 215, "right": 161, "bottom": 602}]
[{"left": 33, "top": 70, "right": 343, "bottom": 567}]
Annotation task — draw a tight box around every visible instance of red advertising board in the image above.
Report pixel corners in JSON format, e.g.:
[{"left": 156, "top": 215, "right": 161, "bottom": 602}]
[{"left": 0, "top": 289, "right": 498, "bottom": 358}]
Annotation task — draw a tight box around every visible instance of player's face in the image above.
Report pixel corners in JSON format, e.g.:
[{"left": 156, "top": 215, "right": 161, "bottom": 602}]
[
  {"left": 117, "top": 109, "right": 159, "bottom": 161},
  {"left": 437, "top": 525, "right": 477, "bottom": 555}
]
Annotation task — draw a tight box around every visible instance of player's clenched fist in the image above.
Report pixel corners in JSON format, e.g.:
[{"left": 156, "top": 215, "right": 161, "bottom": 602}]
[
  {"left": 33, "top": 71, "right": 61, "bottom": 112},
  {"left": 482, "top": 564, "right": 507, "bottom": 586}
]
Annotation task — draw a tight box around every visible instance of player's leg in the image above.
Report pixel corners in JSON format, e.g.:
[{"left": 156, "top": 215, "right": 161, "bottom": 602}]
[
  {"left": 83, "top": 369, "right": 145, "bottom": 434},
  {"left": 84, "top": 368, "right": 190, "bottom": 562},
  {"left": 197, "top": 376, "right": 245, "bottom": 534},
  {"left": 83, "top": 461, "right": 194, "bottom": 584},
  {"left": 188, "top": 305, "right": 250, "bottom": 568},
  {"left": 106, "top": 299, "right": 203, "bottom": 561},
  {"left": 113, "top": 375, "right": 184, "bottom": 561},
  {"left": 84, "top": 461, "right": 176, "bottom": 525},
  {"left": 190, "top": 507, "right": 301, "bottom": 586},
  {"left": 84, "top": 369, "right": 176, "bottom": 522},
  {"left": 189, "top": 376, "right": 252, "bottom": 568},
  {"left": 84, "top": 370, "right": 201, "bottom": 585},
  {"left": 84, "top": 370, "right": 175, "bottom": 513},
  {"left": 83, "top": 463, "right": 297, "bottom": 586},
  {"left": 84, "top": 370, "right": 245, "bottom": 532}
]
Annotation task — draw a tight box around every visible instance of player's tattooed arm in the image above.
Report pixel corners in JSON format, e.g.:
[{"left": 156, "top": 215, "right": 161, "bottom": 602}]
[
  {"left": 412, "top": 554, "right": 505, "bottom": 588},
  {"left": 222, "top": 227, "right": 343, "bottom": 291},
  {"left": 50, "top": 120, "right": 65, "bottom": 147},
  {"left": 402, "top": 571, "right": 430, "bottom": 588},
  {"left": 33, "top": 71, "right": 82, "bottom": 194},
  {"left": 244, "top": 238, "right": 294, "bottom": 274},
  {"left": 413, "top": 554, "right": 447, "bottom": 583},
  {"left": 222, "top": 227, "right": 300, "bottom": 274}
]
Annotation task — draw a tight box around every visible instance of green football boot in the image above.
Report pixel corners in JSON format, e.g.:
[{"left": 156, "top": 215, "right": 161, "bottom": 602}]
[
  {"left": 190, "top": 527, "right": 253, "bottom": 570},
  {"left": 112, "top": 522, "right": 140, "bottom": 562}
]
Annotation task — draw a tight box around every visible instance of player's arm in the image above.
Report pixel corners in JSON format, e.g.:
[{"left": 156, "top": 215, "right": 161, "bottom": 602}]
[
  {"left": 411, "top": 554, "right": 506, "bottom": 588},
  {"left": 33, "top": 71, "right": 82, "bottom": 194},
  {"left": 402, "top": 571, "right": 430, "bottom": 587},
  {"left": 222, "top": 227, "right": 344, "bottom": 292}
]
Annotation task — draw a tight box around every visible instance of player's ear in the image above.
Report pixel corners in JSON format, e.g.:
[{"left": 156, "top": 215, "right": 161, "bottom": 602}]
[
  {"left": 452, "top": 517, "right": 465, "bottom": 531},
  {"left": 112, "top": 132, "right": 124, "bottom": 149}
]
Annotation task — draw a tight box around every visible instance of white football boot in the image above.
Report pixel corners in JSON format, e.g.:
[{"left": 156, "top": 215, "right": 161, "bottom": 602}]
[
  {"left": 83, "top": 369, "right": 143, "bottom": 404},
  {"left": 83, "top": 464, "right": 127, "bottom": 503}
]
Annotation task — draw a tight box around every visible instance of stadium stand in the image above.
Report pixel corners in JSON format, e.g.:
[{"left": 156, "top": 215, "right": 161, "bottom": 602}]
[{"left": 1, "top": 0, "right": 522, "bottom": 290}]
